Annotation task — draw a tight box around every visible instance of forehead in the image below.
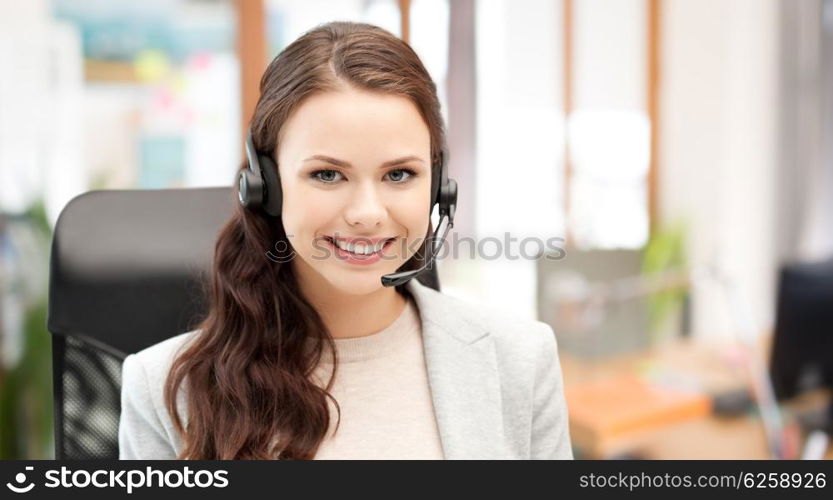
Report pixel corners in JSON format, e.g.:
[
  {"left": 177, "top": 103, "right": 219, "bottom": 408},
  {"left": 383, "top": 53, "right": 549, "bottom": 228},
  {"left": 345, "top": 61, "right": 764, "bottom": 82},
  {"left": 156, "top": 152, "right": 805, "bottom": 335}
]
[{"left": 277, "top": 86, "right": 430, "bottom": 162}]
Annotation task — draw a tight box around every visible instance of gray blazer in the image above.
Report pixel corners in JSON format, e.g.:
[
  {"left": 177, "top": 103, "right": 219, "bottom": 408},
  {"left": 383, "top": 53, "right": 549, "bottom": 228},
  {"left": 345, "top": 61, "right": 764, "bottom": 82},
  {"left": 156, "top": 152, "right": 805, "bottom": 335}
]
[{"left": 118, "top": 278, "right": 573, "bottom": 460}]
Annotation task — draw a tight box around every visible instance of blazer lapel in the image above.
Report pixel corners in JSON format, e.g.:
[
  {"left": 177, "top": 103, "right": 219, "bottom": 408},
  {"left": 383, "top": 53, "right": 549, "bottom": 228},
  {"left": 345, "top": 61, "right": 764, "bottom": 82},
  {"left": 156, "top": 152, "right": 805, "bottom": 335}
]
[{"left": 406, "top": 279, "right": 508, "bottom": 459}]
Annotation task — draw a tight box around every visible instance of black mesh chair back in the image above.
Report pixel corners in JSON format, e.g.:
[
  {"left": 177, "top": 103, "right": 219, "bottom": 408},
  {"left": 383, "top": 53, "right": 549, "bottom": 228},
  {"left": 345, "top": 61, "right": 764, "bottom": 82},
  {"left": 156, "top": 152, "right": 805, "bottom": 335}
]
[{"left": 47, "top": 187, "right": 440, "bottom": 459}]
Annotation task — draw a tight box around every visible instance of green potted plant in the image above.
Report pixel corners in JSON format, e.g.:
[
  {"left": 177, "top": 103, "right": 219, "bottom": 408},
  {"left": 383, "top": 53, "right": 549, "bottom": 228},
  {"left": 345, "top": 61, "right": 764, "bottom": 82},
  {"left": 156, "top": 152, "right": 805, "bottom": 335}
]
[
  {"left": 641, "top": 219, "right": 689, "bottom": 343},
  {"left": 0, "top": 201, "right": 54, "bottom": 459}
]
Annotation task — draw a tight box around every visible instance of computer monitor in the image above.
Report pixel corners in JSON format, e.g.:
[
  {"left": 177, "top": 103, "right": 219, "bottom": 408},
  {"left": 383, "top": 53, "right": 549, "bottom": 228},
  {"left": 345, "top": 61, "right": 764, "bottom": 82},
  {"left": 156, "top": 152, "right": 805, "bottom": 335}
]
[{"left": 769, "top": 258, "right": 833, "bottom": 431}]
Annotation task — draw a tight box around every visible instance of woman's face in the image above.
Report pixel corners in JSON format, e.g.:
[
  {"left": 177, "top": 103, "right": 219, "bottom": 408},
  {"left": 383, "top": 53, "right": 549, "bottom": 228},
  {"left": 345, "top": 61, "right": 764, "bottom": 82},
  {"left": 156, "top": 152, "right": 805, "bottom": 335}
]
[{"left": 276, "top": 85, "right": 432, "bottom": 297}]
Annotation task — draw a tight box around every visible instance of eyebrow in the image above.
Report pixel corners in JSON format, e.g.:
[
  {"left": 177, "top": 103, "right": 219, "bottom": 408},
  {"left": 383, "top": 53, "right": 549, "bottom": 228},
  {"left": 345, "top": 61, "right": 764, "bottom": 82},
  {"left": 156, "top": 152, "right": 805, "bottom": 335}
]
[{"left": 302, "top": 155, "right": 425, "bottom": 168}]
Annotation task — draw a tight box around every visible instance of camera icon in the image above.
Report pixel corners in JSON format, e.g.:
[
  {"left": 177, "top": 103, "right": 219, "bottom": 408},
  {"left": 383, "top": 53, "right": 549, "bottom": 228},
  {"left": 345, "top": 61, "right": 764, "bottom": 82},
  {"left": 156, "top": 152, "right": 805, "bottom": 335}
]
[{"left": 6, "top": 466, "right": 35, "bottom": 494}]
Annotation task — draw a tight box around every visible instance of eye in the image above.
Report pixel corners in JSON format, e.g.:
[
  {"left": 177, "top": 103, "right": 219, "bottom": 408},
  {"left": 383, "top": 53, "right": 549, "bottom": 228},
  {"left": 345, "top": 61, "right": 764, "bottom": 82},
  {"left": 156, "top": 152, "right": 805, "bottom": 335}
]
[
  {"left": 386, "top": 168, "right": 417, "bottom": 183},
  {"left": 310, "top": 169, "right": 344, "bottom": 184}
]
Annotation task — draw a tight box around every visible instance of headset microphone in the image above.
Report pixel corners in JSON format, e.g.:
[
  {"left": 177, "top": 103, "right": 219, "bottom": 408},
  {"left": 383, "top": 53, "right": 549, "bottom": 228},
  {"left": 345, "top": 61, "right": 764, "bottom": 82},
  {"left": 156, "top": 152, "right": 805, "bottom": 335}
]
[
  {"left": 380, "top": 203, "right": 455, "bottom": 287},
  {"left": 380, "top": 146, "right": 457, "bottom": 287}
]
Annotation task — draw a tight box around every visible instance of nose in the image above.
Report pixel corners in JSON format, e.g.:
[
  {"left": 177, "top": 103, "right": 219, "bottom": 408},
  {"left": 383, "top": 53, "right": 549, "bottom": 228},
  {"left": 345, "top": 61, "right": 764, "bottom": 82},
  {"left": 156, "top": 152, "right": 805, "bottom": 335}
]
[{"left": 343, "top": 181, "right": 386, "bottom": 228}]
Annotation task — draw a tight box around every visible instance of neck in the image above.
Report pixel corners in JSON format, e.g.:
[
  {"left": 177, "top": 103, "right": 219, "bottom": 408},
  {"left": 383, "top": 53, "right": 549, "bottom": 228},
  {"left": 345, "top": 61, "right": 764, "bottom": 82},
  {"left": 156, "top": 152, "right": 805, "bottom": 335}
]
[{"left": 295, "top": 268, "right": 409, "bottom": 340}]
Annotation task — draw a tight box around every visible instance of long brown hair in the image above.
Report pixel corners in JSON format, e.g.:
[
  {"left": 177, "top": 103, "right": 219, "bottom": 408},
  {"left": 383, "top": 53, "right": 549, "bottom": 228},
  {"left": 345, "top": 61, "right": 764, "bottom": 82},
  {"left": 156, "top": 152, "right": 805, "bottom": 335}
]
[{"left": 163, "top": 21, "right": 447, "bottom": 459}]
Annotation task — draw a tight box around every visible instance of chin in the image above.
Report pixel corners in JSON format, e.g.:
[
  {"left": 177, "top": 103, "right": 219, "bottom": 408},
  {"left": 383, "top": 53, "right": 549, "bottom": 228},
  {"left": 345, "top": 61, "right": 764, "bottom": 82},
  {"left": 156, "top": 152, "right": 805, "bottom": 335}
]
[{"left": 322, "top": 268, "right": 390, "bottom": 295}]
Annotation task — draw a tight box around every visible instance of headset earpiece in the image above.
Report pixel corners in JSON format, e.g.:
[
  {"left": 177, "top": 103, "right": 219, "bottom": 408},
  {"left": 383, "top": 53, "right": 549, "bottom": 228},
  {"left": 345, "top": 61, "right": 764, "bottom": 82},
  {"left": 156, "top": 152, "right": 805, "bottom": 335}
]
[
  {"left": 439, "top": 178, "right": 457, "bottom": 220},
  {"left": 239, "top": 129, "right": 282, "bottom": 217},
  {"left": 258, "top": 154, "right": 282, "bottom": 216},
  {"left": 432, "top": 141, "right": 457, "bottom": 222},
  {"left": 237, "top": 167, "right": 264, "bottom": 208},
  {"left": 430, "top": 147, "right": 443, "bottom": 208}
]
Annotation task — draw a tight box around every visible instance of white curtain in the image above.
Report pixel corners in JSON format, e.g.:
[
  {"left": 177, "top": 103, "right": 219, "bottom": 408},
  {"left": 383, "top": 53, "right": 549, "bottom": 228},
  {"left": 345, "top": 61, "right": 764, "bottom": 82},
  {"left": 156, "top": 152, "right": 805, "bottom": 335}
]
[{"left": 777, "top": 0, "right": 833, "bottom": 262}]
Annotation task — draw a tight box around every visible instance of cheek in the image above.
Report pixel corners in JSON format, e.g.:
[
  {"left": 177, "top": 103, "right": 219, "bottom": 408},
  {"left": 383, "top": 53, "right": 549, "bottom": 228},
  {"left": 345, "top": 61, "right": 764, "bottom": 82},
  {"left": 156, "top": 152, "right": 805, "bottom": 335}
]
[
  {"left": 282, "top": 189, "right": 339, "bottom": 235},
  {"left": 393, "top": 193, "right": 431, "bottom": 236}
]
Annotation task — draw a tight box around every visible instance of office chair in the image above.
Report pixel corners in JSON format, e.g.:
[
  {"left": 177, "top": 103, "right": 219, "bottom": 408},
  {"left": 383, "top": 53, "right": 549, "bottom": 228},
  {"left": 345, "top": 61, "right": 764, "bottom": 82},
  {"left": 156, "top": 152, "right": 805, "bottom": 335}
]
[{"left": 47, "top": 187, "right": 441, "bottom": 459}]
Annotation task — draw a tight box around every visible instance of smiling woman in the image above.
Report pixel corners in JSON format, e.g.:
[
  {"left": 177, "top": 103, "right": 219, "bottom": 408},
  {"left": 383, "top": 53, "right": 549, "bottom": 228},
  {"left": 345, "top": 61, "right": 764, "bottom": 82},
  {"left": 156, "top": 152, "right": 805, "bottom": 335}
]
[{"left": 117, "top": 21, "right": 572, "bottom": 461}]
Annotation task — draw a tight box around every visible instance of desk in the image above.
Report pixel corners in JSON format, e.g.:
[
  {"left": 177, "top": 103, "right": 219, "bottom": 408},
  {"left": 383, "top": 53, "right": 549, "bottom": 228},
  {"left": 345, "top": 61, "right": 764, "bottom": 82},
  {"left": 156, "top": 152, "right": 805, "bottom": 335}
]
[{"left": 560, "top": 337, "right": 833, "bottom": 459}]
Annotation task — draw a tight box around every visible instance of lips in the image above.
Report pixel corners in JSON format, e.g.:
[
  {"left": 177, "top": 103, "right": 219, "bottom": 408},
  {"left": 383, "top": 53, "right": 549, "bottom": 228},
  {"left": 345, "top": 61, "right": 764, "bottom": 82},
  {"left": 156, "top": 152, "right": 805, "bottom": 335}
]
[
  {"left": 322, "top": 236, "right": 396, "bottom": 265},
  {"left": 325, "top": 236, "right": 396, "bottom": 245},
  {"left": 323, "top": 236, "right": 395, "bottom": 255}
]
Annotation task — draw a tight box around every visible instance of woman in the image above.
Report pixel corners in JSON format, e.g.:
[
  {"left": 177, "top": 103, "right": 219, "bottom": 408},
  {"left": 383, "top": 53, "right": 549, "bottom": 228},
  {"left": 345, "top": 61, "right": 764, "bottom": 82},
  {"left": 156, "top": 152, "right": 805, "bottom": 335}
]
[{"left": 118, "top": 21, "right": 572, "bottom": 460}]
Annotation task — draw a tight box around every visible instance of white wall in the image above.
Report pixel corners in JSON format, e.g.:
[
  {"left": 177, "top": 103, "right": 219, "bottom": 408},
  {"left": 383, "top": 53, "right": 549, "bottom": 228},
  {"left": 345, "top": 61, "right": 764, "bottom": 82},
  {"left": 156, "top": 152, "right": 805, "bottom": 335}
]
[
  {"left": 659, "top": 0, "right": 780, "bottom": 340},
  {"left": 456, "top": 0, "right": 563, "bottom": 320}
]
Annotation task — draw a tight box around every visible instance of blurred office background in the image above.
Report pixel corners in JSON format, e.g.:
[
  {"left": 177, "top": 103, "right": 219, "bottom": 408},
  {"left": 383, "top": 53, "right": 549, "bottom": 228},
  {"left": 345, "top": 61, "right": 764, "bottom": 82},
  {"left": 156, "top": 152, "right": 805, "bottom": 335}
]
[{"left": 1, "top": 0, "right": 832, "bottom": 459}]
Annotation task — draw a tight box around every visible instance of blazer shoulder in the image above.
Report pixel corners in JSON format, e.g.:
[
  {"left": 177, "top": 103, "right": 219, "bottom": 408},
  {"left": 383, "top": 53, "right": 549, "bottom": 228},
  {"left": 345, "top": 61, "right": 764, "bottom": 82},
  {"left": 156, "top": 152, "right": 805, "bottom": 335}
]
[
  {"left": 440, "top": 289, "right": 556, "bottom": 352},
  {"left": 124, "top": 329, "right": 200, "bottom": 421},
  {"left": 438, "top": 292, "right": 571, "bottom": 459},
  {"left": 414, "top": 282, "right": 557, "bottom": 380},
  {"left": 129, "top": 330, "right": 200, "bottom": 385},
  {"left": 477, "top": 303, "right": 557, "bottom": 370},
  {"left": 119, "top": 330, "right": 200, "bottom": 459}
]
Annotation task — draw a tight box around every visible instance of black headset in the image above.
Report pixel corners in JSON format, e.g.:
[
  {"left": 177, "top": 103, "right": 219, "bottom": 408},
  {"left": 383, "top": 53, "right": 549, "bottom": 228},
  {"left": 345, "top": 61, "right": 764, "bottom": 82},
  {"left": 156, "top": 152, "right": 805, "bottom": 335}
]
[{"left": 237, "top": 129, "right": 458, "bottom": 287}]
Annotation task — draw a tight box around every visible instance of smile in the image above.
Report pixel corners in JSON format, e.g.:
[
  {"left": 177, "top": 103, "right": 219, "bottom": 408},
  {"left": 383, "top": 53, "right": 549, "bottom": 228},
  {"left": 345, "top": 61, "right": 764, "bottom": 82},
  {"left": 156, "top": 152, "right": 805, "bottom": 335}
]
[{"left": 323, "top": 237, "right": 396, "bottom": 265}]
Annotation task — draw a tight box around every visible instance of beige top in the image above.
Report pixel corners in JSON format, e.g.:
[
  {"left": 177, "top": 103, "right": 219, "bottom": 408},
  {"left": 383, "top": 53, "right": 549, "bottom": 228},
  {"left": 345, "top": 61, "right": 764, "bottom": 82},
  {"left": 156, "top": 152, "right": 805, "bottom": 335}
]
[{"left": 311, "top": 295, "right": 445, "bottom": 460}]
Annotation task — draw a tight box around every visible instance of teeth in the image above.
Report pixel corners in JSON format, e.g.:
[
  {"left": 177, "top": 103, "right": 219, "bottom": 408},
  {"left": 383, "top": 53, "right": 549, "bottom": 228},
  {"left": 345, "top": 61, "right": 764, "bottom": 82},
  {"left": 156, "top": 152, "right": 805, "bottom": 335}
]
[{"left": 332, "top": 238, "right": 389, "bottom": 255}]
